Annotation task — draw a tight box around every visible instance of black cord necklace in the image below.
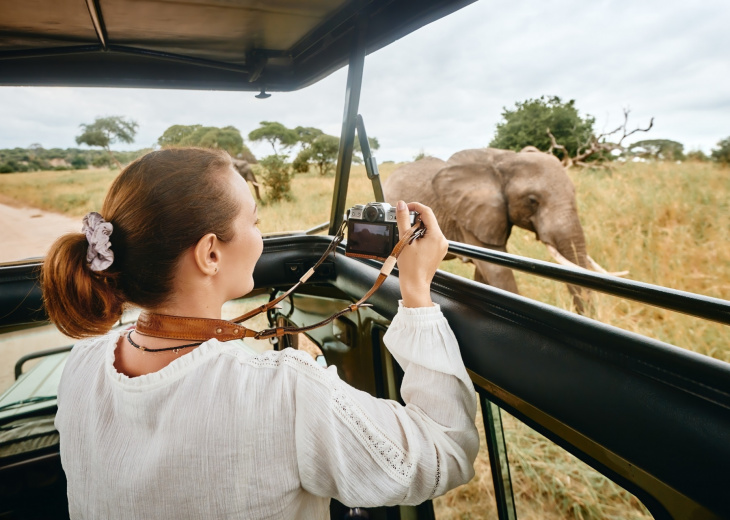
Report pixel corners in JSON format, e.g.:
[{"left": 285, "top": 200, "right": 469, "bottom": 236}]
[{"left": 127, "top": 330, "right": 202, "bottom": 354}]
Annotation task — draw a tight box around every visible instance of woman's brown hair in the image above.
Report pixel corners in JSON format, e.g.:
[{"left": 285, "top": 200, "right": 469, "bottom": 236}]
[{"left": 42, "top": 148, "right": 240, "bottom": 338}]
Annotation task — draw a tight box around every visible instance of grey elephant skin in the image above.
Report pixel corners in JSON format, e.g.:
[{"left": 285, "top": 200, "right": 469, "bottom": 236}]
[
  {"left": 232, "top": 159, "right": 262, "bottom": 201},
  {"left": 383, "top": 147, "right": 589, "bottom": 311}
]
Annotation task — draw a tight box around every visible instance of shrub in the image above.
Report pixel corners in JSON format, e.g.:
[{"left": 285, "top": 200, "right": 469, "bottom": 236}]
[
  {"left": 71, "top": 156, "right": 89, "bottom": 169},
  {"left": 259, "top": 154, "right": 293, "bottom": 202},
  {"left": 711, "top": 137, "right": 730, "bottom": 166},
  {"left": 686, "top": 149, "right": 709, "bottom": 162},
  {"left": 490, "top": 96, "right": 595, "bottom": 160}
]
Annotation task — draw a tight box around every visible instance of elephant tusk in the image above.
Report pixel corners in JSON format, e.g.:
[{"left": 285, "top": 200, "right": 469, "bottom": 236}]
[
  {"left": 587, "top": 255, "right": 629, "bottom": 277},
  {"left": 545, "top": 244, "right": 582, "bottom": 269},
  {"left": 545, "top": 245, "right": 630, "bottom": 277}
]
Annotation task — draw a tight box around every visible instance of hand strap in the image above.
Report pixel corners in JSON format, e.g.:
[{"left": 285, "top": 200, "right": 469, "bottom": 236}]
[{"left": 134, "top": 219, "right": 426, "bottom": 342}]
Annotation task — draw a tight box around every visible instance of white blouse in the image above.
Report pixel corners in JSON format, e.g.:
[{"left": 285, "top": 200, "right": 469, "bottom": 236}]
[{"left": 55, "top": 302, "right": 479, "bottom": 519}]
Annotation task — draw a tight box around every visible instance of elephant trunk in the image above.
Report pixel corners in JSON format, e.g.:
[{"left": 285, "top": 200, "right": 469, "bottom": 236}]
[{"left": 539, "top": 214, "right": 590, "bottom": 313}]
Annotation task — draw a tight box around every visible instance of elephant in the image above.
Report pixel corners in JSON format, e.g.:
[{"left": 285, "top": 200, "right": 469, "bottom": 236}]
[
  {"left": 232, "top": 158, "right": 262, "bottom": 201},
  {"left": 383, "top": 147, "right": 624, "bottom": 312}
]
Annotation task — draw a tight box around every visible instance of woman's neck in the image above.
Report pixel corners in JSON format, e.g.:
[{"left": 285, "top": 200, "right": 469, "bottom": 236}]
[{"left": 148, "top": 290, "right": 224, "bottom": 320}]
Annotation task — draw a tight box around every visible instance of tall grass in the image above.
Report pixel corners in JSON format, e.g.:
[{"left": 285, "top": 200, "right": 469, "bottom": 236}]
[
  {"left": 0, "top": 168, "right": 113, "bottom": 216},
  {"left": 1, "top": 159, "right": 727, "bottom": 518}
]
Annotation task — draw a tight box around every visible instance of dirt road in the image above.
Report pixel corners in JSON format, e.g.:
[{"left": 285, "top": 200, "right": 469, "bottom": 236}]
[
  {"left": 0, "top": 202, "right": 79, "bottom": 263},
  {"left": 0, "top": 202, "right": 79, "bottom": 391}
]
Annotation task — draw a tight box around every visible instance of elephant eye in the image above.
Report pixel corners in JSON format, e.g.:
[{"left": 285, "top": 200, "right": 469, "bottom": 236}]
[{"left": 528, "top": 195, "right": 539, "bottom": 206}]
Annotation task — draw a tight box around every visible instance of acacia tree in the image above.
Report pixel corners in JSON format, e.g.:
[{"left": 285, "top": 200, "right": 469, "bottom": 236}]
[
  {"left": 76, "top": 116, "right": 138, "bottom": 168},
  {"left": 248, "top": 121, "right": 299, "bottom": 155},
  {"left": 292, "top": 129, "right": 380, "bottom": 175},
  {"left": 293, "top": 134, "right": 340, "bottom": 175},
  {"left": 157, "top": 124, "right": 256, "bottom": 163},
  {"left": 294, "top": 126, "right": 324, "bottom": 146},
  {"left": 628, "top": 139, "right": 684, "bottom": 161}
]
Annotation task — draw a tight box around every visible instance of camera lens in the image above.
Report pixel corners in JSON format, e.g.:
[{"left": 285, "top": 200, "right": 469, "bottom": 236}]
[{"left": 363, "top": 206, "right": 380, "bottom": 222}]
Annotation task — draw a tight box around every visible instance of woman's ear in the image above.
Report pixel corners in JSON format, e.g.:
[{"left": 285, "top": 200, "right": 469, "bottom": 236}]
[{"left": 193, "top": 233, "right": 221, "bottom": 276}]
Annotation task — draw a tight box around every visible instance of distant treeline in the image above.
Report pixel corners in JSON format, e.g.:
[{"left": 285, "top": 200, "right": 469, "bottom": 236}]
[{"left": 0, "top": 146, "right": 151, "bottom": 173}]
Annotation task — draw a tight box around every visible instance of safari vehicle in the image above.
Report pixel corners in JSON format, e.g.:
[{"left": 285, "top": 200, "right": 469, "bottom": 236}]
[{"left": 1, "top": 1, "right": 729, "bottom": 519}]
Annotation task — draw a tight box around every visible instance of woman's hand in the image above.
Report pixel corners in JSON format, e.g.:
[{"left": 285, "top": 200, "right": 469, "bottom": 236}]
[{"left": 395, "top": 200, "right": 449, "bottom": 308}]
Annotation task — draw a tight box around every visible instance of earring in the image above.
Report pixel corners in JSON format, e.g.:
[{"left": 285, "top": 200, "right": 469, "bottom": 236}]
[{"left": 214, "top": 267, "right": 218, "bottom": 273}]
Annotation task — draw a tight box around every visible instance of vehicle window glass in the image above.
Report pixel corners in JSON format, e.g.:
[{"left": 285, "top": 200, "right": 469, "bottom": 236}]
[{"left": 501, "top": 407, "right": 653, "bottom": 520}]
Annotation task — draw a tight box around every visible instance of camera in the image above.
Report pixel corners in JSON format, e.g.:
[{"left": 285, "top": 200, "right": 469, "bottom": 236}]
[{"left": 346, "top": 203, "right": 418, "bottom": 261}]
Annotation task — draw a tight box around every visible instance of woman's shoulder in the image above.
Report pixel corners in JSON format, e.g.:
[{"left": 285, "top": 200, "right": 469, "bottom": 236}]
[
  {"left": 221, "top": 345, "right": 338, "bottom": 385},
  {"left": 66, "top": 329, "right": 121, "bottom": 363}
]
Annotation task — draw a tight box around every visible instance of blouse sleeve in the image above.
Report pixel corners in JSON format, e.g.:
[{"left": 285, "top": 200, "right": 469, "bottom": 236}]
[{"left": 294, "top": 302, "right": 479, "bottom": 507}]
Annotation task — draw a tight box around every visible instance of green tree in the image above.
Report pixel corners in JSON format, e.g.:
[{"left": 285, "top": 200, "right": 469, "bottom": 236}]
[
  {"left": 248, "top": 121, "right": 299, "bottom": 154},
  {"left": 490, "top": 96, "right": 595, "bottom": 160},
  {"left": 292, "top": 130, "right": 380, "bottom": 174},
  {"left": 76, "top": 116, "right": 138, "bottom": 168},
  {"left": 259, "top": 154, "right": 293, "bottom": 202},
  {"left": 294, "top": 126, "right": 324, "bottom": 146},
  {"left": 157, "top": 124, "right": 255, "bottom": 161},
  {"left": 711, "top": 137, "right": 730, "bottom": 166},
  {"left": 628, "top": 139, "right": 685, "bottom": 161},
  {"left": 157, "top": 124, "right": 201, "bottom": 147},
  {"left": 293, "top": 134, "right": 340, "bottom": 175},
  {"left": 353, "top": 136, "right": 380, "bottom": 164}
]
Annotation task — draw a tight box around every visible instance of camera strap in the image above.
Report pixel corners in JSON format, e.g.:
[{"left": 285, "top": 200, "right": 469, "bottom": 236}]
[{"left": 134, "top": 219, "right": 426, "bottom": 343}]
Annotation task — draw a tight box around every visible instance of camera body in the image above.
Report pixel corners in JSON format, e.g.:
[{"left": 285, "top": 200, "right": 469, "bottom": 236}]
[{"left": 346, "top": 203, "right": 417, "bottom": 261}]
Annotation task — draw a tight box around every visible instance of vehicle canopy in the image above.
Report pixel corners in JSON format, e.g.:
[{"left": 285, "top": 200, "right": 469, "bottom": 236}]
[{"left": 1, "top": 0, "right": 474, "bottom": 91}]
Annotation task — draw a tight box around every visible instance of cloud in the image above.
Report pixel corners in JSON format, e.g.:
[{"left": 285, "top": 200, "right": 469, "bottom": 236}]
[{"left": 0, "top": 0, "right": 728, "bottom": 161}]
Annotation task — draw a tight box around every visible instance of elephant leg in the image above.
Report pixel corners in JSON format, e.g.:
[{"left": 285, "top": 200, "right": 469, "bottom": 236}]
[
  {"left": 473, "top": 258, "right": 519, "bottom": 294},
  {"left": 567, "top": 284, "right": 592, "bottom": 315}
]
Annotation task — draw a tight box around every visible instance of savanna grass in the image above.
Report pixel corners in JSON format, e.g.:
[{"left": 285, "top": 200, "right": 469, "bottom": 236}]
[
  {"left": 1, "top": 159, "right": 727, "bottom": 519},
  {"left": 0, "top": 168, "right": 113, "bottom": 216}
]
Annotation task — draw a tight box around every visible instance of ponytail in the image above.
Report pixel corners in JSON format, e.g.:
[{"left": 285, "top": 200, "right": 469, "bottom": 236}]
[
  {"left": 41, "top": 147, "right": 239, "bottom": 339},
  {"left": 42, "top": 233, "right": 124, "bottom": 339}
]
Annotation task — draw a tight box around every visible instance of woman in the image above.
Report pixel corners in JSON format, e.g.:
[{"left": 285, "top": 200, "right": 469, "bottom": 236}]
[{"left": 43, "top": 148, "right": 479, "bottom": 519}]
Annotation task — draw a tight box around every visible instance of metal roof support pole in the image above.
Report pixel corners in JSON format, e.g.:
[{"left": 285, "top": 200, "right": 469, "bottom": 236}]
[
  {"left": 483, "top": 396, "right": 518, "bottom": 520},
  {"left": 328, "top": 17, "right": 367, "bottom": 235}
]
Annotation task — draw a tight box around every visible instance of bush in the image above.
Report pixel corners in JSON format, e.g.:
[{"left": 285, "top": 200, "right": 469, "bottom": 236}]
[
  {"left": 711, "top": 137, "right": 730, "bottom": 166},
  {"left": 0, "top": 163, "right": 13, "bottom": 174},
  {"left": 686, "top": 149, "right": 709, "bottom": 162},
  {"left": 92, "top": 155, "right": 112, "bottom": 168},
  {"left": 490, "top": 96, "right": 595, "bottom": 160},
  {"left": 71, "top": 156, "right": 89, "bottom": 169},
  {"left": 259, "top": 154, "right": 293, "bottom": 202}
]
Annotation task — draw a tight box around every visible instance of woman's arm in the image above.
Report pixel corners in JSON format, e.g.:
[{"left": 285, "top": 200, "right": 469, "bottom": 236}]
[
  {"left": 293, "top": 304, "right": 478, "bottom": 506},
  {"left": 294, "top": 201, "right": 479, "bottom": 506}
]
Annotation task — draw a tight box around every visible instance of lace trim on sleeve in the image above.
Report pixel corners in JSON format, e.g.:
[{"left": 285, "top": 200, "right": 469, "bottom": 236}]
[
  {"left": 246, "top": 349, "right": 416, "bottom": 488},
  {"left": 429, "top": 449, "right": 441, "bottom": 499},
  {"left": 330, "top": 384, "right": 415, "bottom": 488}
]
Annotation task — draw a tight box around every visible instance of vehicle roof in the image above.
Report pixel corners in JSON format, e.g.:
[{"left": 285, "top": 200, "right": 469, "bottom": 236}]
[{"left": 0, "top": 0, "right": 475, "bottom": 91}]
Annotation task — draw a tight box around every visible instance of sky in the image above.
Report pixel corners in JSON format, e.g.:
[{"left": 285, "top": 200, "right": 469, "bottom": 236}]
[{"left": 1, "top": 0, "right": 729, "bottom": 163}]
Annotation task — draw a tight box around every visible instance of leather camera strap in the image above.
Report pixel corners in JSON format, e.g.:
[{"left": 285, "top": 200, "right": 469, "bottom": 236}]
[{"left": 134, "top": 219, "right": 426, "bottom": 343}]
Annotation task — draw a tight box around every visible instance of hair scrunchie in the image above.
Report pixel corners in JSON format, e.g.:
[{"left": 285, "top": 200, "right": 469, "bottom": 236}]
[{"left": 82, "top": 212, "right": 114, "bottom": 272}]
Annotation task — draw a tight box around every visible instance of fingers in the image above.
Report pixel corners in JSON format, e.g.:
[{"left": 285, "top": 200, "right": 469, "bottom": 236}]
[
  {"left": 396, "top": 200, "right": 448, "bottom": 255},
  {"left": 396, "top": 200, "right": 411, "bottom": 236},
  {"left": 405, "top": 201, "right": 441, "bottom": 232}
]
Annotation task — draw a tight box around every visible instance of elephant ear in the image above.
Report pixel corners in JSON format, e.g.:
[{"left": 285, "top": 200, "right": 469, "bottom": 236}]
[{"left": 432, "top": 163, "right": 509, "bottom": 247}]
